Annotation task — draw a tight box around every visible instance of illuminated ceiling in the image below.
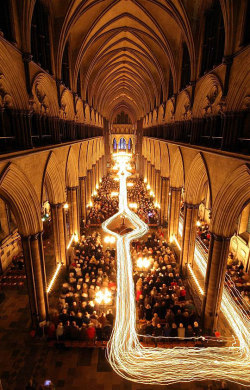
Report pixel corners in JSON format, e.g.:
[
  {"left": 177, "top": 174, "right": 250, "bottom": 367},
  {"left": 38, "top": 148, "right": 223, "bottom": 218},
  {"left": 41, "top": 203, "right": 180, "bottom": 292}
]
[{"left": 53, "top": 0, "right": 199, "bottom": 123}]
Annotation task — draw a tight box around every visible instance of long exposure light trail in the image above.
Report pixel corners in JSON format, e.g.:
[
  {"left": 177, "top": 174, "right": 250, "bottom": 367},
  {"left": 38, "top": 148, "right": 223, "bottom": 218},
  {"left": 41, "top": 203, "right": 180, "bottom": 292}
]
[{"left": 102, "top": 153, "right": 250, "bottom": 386}]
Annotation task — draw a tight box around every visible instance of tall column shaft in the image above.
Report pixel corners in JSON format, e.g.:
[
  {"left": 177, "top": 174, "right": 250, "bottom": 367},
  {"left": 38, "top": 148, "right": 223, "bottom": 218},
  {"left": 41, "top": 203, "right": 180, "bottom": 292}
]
[
  {"left": 155, "top": 170, "right": 161, "bottom": 204},
  {"left": 181, "top": 203, "right": 199, "bottom": 269},
  {"left": 147, "top": 162, "right": 151, "bottom": 187},
  {"left": 22, "top": 232, "right": 49, "bottom": 326},
  {"left": 203, "top": 234, "right": 230, "bottom": 332},
  {"left": 67, "top": 187, "right": 79, "bottom": 237},
  {"left": 86, "top": 169, "right": 92, "bottom": 203},
  {"left": 92, "top": 164, "right": 96, "bottom": 192},
  {"left": 168, "top": 187, "right": 182, "bottom": 239},
  {"left": 160, "top": 177, "right": 169, "bottom": 225},
  {"left": 151, "top": 165, "right": 156, "bottom": 195},
  {"left": 51, "top": 203, "right": 66, "bottom": 266},
  {"left": 79, "top": 176, "right": 87, "bottom": 223}
]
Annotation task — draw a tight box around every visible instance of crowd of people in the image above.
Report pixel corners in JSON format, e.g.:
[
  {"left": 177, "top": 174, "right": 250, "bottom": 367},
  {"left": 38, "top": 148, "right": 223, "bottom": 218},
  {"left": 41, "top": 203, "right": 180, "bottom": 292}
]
[
  {"left": 196, "top": 221, "right": 211, "bottom": 248},
  {"left": 127, "top": 178, "right": 160, "bottom": 225},
  {"left": 87, "top": 175, "right": 119, "bottom": 225},
  {"left": 226, "top": 252, "right": 250, "bottom": 308},
  {"left": 132, "top": 232, "right": 201, "bottom": 343},
  {"left": 53, "top": 231, "right": 116, "bottom": 342}
]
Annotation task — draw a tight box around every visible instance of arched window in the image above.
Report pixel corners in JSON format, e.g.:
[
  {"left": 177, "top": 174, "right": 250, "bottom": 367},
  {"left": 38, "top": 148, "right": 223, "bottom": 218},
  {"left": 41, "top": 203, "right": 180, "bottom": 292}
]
[
  {"left": 61, "top": 41, "right": 70, "bottom": 89},
  {"left": 31, "top": 0, "right": 52, "bottom": 73},
  {"left": 118, "top": 138, "right": 126, "bottom": 150},
  {"left": 128, "top": 138, "right": 132, "bottom": 150},
  {"left": 180, "top": 42, "right": 191, "bottom": 90},
  {"left": 0, "top": 0, "right": 14, "bottom": 42},
  {"left": 200, "top": 0, "right": 225, "bottom": 75},
  {"left": 113, "top": 138, "right": 117, "bottom": 151}
]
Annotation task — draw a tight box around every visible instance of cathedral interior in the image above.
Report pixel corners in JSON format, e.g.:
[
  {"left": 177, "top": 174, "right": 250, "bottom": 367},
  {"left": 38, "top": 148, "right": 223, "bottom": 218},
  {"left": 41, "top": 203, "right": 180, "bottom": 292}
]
[{"left": 0, "top": 0, "right": 249, "bottom": 389}]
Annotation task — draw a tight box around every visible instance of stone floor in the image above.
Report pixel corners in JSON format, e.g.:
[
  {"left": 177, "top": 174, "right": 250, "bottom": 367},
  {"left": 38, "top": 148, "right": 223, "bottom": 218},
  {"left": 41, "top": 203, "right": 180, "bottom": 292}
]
[{"left": 0, "top": 290, "right": 247, "bottom": 390}]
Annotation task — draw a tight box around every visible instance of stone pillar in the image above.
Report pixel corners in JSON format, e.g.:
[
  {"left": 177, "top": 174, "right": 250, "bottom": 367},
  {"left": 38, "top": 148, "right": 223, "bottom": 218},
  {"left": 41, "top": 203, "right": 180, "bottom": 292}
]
[
  {"left": 96, "top": 160, "right": 100, "bottom": 185},
  {"left": 79, "top": 176, "right": 87, "bottom": 223},
  {"left": 67, "top": 187, "right": 79, "bottom": 237},
  {"left": 181, "top": 203, "right": 199, "bottom": 269},
  {"left": 92, "top": 164, "right": 96, "bottom": 193},
  {"left": 151, "top": 165, "right": 156, "bottom": 195},
  {"left": 22, "top": 232, "right": 49, "bottom": 326},
  {"left": 155, "top": 169, "right": 161, "bottom": 204},
  {"left": 202, "top": 234, "right": 230, "bottom": 332},
  {"left": 147, "top": 161, "right": 151, "bottom": 188},
  {"left": 144, "top": 158, "right": 147, "bottom": 181},
  {"left": 168, "top": 187, "right": 182, "bottom": 240},
  {"left": 160, "top": 177, "right": 170, "bottom": 225},
  {"left": 50, "top": 203, "right": 66, "bottom": 266},
  {"left": 86, "top": 169, "right": 92, "bottom": 203}
]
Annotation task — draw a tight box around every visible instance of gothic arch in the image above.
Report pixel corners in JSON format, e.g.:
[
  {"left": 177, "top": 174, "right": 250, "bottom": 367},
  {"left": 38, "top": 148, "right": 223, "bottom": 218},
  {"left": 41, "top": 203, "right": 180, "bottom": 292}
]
[
  {"left": 78, "top": 142, "right": 88, "bottom": 178},
  {"left": 170, "top": 147, "right": 184, "bottom": 188},
  {"left": 164, "top": 98, "right": 175, "bottom": 123},
  {"left": 0, "top": 163, "right": 42, "bottom": 236},
  {"left": 31, "top": 73, "right": 59, "bottom": 116},
  {"left": 185, "top": 153, "right": 211, "bottom": 205},
  {"left": 175, "top": 90, "right": 191, "bottom": 121},
  {"left": 65, "top": 147, "right": 79, "bottom": 187},
  {"left": 211, "top": 164, "right": 250, "bottom": 237},
  {"left": 154, "top": 140, "right": 161, "bottom": 170},
  {"left": 42, "top": 152, "right": 66, "bottom": 205},
  {"left": 60, "top": 89, "right": 75, "bottom": 120},
  {"left": 193, "top": 73, "right": 223, "bottom": 117},
  {"left": 160, "top": 142, "right": 170, "bottom": 178}
]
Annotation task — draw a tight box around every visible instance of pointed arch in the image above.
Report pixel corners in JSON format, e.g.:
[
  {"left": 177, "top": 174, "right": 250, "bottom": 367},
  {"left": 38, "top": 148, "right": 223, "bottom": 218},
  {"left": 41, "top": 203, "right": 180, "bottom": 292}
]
[
  {"left": 170, "top": 147, "right": 184, "bottom": 188},
  {"left": 211, "top": 164, "right": 250, "bottom": 237},
  {"left": 42, "top": 152, "right": 66, "bottom": 205},
  {"left": 154, "top": 140, "right": 161, "bottom": 170},
  {"left": 0, "top": 163, "right": 42, "bottom": 236},
  {"left": 185, "top": 153, "right": 211, "bottom": 205},
  {"left": 78, "top": 142, "right": 88, "bottom": 177},
  {"left": 65, "top": 147, "right": 79, "bottom": 187},
  {"left": 160, "top": 142, "right": 170, "bottom": 177}
]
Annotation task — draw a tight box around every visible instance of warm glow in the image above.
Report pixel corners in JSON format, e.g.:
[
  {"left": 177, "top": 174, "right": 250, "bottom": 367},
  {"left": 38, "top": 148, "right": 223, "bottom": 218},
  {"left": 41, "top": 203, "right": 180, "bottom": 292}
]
[
  {"left": 144, "top": 178, "right": 147, "bottom": 183},
  {"left": 149, "top": 191, "right": 155, "bottom": 197},
  {"left": 137, "top": 257, "right": 150, "bottom": 269},
  {"left": 92, "top": 190, "right": 97, "bottom": 196},
  {"left": 147, "top": 184, "right": 150, "bottom": 190},
  {"left": 129, "top": 203, "right": 137, "bottom": 209},
  {"left": 127, "top": 182, "right": 134, "bottom": 187},
  {"left": 111, "top": 191, "right": 119, "bottom": 197},
  {"left": 100, "top": 152, "right": 250, "bottom": 387},
  {"left": 95, "top": 288, "right": 112, "bottom": 304},
  {"left": 47, "top": 263, "right": 62, "bottom": 293},
  {"left": 196, "top": 220, "right": 201, "bottom": 227},
  {"left": 104, "top": 236, "right": 116, "bottom": 244},
  {"left": 63, "top": 203, "right": 69, "bottom": 209},
  {"left": 154, "top": 202, "right": 160, "bottom": 209},
  {"left": 87, "top": 201, "right": 93, "bottom": 208}
]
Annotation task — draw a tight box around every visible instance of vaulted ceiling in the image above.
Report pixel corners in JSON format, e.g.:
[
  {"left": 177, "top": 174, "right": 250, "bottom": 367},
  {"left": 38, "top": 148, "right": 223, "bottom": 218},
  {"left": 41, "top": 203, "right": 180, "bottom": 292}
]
[{"left": 51, "top": 0, "right": 202, "bottom": 123}]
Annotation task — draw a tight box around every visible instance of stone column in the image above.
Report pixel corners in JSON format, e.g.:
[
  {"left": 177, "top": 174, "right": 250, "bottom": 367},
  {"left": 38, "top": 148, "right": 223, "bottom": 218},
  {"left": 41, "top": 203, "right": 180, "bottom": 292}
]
[
  {"left": 50, "top": 203, "right": 66, "bottom": 266},
  {"left": 79, "top": 176, "right": 87, "bottom": 223},
  {"left": 151, "top": 165, "right": 156, "bottom": 195},
  {"left": 147, "top": 161, "right": 151, "bottom": 188},
  {"left": 168, "top": 187, "right": 182, "bottom": 240},
  {"left": 86, "top": 169, "right": 92, "bottom": 203},
  {"left": 144, "top": 158, "right": 147, "bottom": 181},
  {"left": 96, "top": 160, "right": 100, "bottom": 185},
  {"left": 202, "top": 234, "right": 230, "bottom": 332},
  {"left": 181, "top": 203, "right": 199, "bottom": 269},
  {"left": 160, "top": 177, "right": 170, "bottom": 225},
  {"left": 92, "top": 164, "right": 96, "bottom": 192},
  {"left": 22, "top": 232, "right": 49, "bottom": 326},
  {"left": 155, "top": 169, "right": 161, "bottom": 204},
  {"left": 67, "top": 186, "right": 79, "bottom": 238}
]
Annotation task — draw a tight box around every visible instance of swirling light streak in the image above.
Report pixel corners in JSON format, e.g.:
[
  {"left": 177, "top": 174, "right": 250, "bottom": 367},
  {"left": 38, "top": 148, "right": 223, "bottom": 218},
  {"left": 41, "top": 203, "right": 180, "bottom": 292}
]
[{"left": 101, "top": 154, "right": 250, "bottom": 386}]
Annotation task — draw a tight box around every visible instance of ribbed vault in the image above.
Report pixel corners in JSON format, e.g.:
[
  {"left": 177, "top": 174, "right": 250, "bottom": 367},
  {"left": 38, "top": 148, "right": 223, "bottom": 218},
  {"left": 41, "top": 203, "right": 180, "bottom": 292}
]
[{"left": 51, "top": 0, "right": 197, "bottom": 124}]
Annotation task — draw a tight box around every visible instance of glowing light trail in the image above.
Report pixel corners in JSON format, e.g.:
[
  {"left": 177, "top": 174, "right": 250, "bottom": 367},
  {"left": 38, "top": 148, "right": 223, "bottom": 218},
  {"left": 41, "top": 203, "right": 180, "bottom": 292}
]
[{"left": 102, "top": 153, "right": 250, "bottom": 386}]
